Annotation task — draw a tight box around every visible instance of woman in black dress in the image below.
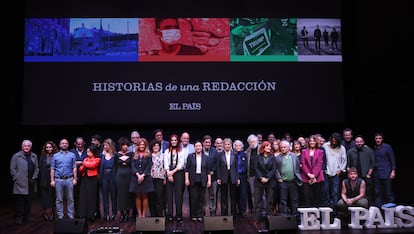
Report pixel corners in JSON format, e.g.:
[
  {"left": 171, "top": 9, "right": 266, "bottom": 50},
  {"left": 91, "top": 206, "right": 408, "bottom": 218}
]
[
  {"left": 129, "top": 138, "right": 154, "bottom": 218},
  {"left": 38, "top": 141, "right": 58, "bottom": 221},
  {"left": 115, "top": 137, "right": 134, "bottom": 222}
]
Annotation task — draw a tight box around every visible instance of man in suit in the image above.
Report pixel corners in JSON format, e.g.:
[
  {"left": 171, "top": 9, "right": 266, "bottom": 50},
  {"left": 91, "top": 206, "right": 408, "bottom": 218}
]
[{"left": 70, "top": 137, "right": 88, "bottom": 217}]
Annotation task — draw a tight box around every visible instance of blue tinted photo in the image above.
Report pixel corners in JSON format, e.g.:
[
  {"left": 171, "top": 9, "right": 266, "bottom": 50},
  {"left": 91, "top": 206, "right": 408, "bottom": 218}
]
[{"left": 24, "top": 18, "right": 139, "bottom": 62}]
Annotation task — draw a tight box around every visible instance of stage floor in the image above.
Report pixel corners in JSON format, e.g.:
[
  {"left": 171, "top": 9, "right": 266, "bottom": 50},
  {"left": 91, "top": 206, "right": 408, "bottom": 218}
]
[{"left": 1, "top": 195, "right": 413, "bottom": 234}]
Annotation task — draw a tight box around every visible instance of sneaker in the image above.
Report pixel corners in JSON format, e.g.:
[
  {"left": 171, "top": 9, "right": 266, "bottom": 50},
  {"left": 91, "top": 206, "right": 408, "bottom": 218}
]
[{"left": 382, "top": 203, "right": 397, "bottom": 208}]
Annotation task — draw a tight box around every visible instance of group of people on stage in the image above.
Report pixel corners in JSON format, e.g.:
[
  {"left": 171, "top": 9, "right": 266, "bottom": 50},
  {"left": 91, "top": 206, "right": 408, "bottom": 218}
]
[
  {"left": 301, "top": 25, "right": 339, "bottom": 50},
  {"left": 10, "top": 128, "right": 396, "bottom": 226}
]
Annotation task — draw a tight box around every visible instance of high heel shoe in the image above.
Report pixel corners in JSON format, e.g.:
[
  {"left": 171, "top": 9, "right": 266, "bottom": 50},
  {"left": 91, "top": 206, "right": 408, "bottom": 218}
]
[
  {"left": 111, "top": 215, "right": 115, "bottom": 221},
  {"left": 42, "top": 213, "right": 48, "bottom": 221},
  {"left": 49, "top": 214, "right": 54, "bottom": 221}
]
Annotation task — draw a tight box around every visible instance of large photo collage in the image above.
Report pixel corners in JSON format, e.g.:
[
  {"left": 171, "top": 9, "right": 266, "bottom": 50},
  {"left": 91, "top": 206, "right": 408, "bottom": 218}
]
[{"left": 24, "top": 18, "right": 342, "bottom": 62}]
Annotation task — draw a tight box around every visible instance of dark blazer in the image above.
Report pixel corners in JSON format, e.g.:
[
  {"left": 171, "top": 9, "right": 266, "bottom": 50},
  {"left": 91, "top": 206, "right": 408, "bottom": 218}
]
[
  {"left": 216, "top": 150, "right": 239, "bottom": 184},
  {"left": 254, "top": 154, "right": 276, "bottom": 188},
  {"left": 346, "top": 145, "right": 375, "bottom": 178},
  {"left": 70, "top": 148, "right": 88, "bottom": 179},
  {"left": 245, "top": 146, "right": 259, "bottom": 177},
  {"left": 275, "top": 153, "right": 303, "bottom": 186},
  {"left": 99, "top": 153, "right": 119, "bottom": 183},
  {"left": 39, "top": 154, "right": 53, "bottom": 188},
  {"left": 237, "top": 151, "right": 248, "bottom": 176},
  {"left": 70, "top": 148, "right": 88, "bottom": 162},
  {"left": 205, "top": 147, "right": 219, "bottom": 177},
  {"left": 161, "top": 140, "right": 169, "bottom": 153},
  {"left": 185, "top": 153, "right": 209, "bottom": 187}
]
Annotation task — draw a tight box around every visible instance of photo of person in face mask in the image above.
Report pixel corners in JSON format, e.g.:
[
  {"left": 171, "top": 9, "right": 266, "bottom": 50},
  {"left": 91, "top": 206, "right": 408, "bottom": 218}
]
[
  {"left": 154, "top": 18, "right": 202, "bottom": 56},
  {"left": 139, "top": 17, "right": 230, "bottom": 61},
  {"left": 140, "top": 18, "right": 202, "bottom": 56}
]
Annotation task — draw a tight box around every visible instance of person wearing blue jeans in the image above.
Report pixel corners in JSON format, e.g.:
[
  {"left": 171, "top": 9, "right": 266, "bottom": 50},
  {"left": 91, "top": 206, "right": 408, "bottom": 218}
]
[
  {"left": 322, "top": 133, "right": 347, "bottom": 213},
  {"left": 373, "top": 132, "right": 396, "bottom": 208},
  {"left": 50, "top": 138, "right": 77, "bottom": 220}
]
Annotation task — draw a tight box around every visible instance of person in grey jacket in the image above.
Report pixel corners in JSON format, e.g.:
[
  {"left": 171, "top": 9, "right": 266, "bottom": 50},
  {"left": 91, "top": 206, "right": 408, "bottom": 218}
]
[
  {"left": 10, "top": 139, "right": 39, "bottom": 225},
  {"left": 275, "top": 140, "right": 302, "bottom": 220},
  {"left": 346, "top": 135, "right": 375, "bottom": 206}
]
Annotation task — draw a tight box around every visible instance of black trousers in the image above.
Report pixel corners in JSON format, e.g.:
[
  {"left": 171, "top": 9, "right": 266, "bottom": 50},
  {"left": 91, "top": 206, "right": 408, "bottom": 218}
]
[{"left": 15, "top": 194, "right": 32, "bottom": 219}]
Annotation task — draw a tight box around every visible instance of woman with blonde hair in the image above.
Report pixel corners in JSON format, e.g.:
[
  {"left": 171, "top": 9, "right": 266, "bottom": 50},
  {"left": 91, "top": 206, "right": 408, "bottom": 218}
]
[{"left": 129, "top": 138, "right": 154, "bottom": 218}]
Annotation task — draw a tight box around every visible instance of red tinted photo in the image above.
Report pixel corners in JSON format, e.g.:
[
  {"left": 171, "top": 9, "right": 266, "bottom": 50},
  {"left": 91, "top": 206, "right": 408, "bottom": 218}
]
[{"left": 139, "top": 18, "right": 230, "bottom": 62}]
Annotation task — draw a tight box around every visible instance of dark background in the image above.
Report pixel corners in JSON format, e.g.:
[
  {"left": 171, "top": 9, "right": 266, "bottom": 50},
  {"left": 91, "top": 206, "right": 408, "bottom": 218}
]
[{"left": 4, "top": 0, "right": 411, "bottom": 204}]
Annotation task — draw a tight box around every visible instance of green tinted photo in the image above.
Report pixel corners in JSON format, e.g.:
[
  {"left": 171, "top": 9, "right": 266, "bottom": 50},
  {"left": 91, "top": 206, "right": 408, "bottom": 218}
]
[{"left": 230, "top": 18, "right": 297, "bottom": 61}]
